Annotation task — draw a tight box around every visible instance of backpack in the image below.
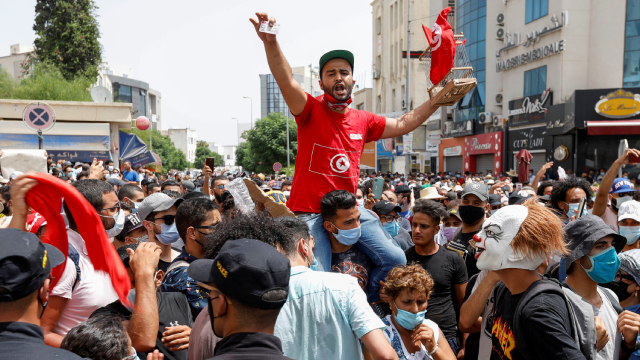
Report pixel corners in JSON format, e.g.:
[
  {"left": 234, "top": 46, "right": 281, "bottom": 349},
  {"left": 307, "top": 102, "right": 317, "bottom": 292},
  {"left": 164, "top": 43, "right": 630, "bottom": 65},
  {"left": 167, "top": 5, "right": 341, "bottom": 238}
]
[
  {"left": 67, "top": 243, "right": 82, "bottom": 291},
  {"left": 495, "top": 276, "right": 593, "bottom": 360}
]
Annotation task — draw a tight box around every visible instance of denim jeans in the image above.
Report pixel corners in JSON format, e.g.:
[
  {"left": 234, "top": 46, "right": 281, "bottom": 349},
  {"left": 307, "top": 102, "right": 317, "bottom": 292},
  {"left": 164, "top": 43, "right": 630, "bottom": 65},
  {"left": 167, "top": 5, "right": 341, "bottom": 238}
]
[{"left": 299, "top": 207, "right": 407, "bottom": 303}]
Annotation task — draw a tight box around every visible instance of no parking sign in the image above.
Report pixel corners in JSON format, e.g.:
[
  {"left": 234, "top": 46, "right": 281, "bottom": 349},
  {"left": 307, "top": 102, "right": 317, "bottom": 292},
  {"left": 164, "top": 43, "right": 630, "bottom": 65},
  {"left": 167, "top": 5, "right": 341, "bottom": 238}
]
[
  {"left": 23, "top": 102, "right": 56, "bottom": 132},
  {"left": 273, "top": 162, "right": 282, "bottom": 172}
]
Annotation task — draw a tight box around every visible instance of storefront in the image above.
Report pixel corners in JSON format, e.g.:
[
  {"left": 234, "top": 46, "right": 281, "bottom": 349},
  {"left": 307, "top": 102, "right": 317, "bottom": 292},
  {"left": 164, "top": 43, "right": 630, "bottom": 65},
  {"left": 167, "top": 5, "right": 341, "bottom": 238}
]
[
  {"left": 463, "top": 131, "right": 504, "bottom": 176},
  {"left": 376, "top": 138, "right": 394, "bottom": 173},
  {"left": 572, "top": 88, "right": 640, "bottom": 175}
]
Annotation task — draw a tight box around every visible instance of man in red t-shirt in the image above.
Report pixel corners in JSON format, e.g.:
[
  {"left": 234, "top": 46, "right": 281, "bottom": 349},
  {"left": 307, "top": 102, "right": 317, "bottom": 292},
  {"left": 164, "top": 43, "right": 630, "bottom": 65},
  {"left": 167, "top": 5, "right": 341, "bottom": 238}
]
[{"left": 250, "top": 12, "right": 441, "bottom": 303}]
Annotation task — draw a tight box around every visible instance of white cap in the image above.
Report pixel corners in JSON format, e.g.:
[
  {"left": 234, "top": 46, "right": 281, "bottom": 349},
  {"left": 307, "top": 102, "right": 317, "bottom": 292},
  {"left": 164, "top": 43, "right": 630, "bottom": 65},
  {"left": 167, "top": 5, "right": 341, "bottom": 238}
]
[
  {"left": 619, "top": 200, "right": 640, "bottom": 222},
  {"left": 454, "top": 185, "right": 463, "bottom": 192},
  {"left": 9, "top": 171, "right": 23, "bottom": 180}
]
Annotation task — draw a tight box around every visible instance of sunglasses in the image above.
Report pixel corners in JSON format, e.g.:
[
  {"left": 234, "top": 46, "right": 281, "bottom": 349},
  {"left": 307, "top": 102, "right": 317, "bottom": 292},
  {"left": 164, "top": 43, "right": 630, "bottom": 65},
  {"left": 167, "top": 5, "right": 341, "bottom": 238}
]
[
  {"left": 192, "top": 223, "right": 221, "bottom": 234},
  {"left": 615, "top": 272, "right": 635, "bottom": 283},
  {"left": 197, "top": 282, "right": 220, "bottom": 299},
  {"left": 381, "top": 215, "right": 401, "bottom": 222},
  {"left": 151, "top": 215, "right": 175, "bottom": 226},
  {"left": 216, "top": 185, "right": 225, "bottom": 190}
]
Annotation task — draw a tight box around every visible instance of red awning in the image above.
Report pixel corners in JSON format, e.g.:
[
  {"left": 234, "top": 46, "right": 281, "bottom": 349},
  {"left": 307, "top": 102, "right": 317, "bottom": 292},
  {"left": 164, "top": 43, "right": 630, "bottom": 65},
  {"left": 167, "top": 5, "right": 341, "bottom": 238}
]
[{"left": 586, "top": 120, "right": 640, "bottom": 135}]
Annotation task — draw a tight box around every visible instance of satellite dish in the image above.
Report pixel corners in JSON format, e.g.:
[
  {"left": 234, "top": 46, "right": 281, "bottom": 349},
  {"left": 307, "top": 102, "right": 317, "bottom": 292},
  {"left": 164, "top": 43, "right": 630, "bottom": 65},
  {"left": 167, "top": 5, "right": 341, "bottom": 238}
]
[{"left": 91, "top": 86, "right": 113, "bottom": 103}]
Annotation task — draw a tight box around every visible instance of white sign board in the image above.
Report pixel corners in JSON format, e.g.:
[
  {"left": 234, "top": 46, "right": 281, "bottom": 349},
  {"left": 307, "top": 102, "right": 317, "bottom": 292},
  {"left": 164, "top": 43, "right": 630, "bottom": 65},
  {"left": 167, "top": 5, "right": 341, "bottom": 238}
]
[
  {"left": 403, "top": 133, "right": 414, "bottom": 154},
  {"left": 1, "top": 149, "right": 47, "bottom": 176}
]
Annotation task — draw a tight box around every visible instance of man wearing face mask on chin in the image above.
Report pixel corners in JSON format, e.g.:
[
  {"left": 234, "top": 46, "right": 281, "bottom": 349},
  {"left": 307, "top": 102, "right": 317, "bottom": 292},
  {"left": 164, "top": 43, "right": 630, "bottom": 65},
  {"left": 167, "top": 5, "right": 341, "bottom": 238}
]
[
  {"left": 0, "top": 229, "right": 84, "bottom": 360},
  {"left": 447, "top": 182, "right": 491, "bottom": 277},
  {"left": 563, "top": 215, "right": 640, "bottom": 360},
  {"left": 138, "top": 193, "right": 184, "bottom": 274},
  {"left": 592, "top": 149, "right": 640, "bottom": 228}
]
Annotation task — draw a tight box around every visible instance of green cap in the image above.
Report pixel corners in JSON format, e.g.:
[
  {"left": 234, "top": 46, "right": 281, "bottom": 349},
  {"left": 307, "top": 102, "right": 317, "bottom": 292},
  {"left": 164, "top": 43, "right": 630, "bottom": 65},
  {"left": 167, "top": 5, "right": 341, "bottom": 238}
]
[{"left": 319, "top": 50, "right": 354, "bottom": 76}]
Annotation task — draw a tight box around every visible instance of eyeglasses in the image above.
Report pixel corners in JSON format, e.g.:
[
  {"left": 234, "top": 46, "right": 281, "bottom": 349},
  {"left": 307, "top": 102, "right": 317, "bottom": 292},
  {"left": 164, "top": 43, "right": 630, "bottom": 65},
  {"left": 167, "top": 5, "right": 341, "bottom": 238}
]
[
  {"left": 97, "top": 204, "right": 121, "bottom": 214},
  {"left": 615, "top": 272, "right": 635, "bottom": 283},
  {"left": 381, "top": 215, "right": 401, "bottom": 222},
  {"left": 216, "top": 185, "right": 225, "bottom": 190},
  {"left": 151, "top": 215, "right": 175, "bottom": 225},
  {"left": 192, "top": 223, "right": 221, "bottom": 234}
]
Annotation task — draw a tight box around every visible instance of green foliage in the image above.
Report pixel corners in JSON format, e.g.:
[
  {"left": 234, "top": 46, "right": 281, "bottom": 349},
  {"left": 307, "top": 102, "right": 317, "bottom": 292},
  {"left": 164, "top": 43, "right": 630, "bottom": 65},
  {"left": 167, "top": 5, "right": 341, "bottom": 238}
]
[
  {"left": 32, "top": 0, "right": 102, "bottom": 80},
  {"left": 0, "top": 63, "right": 93, "bottom": 101},
  {"left": 123, "top": 128, "right": 189, "bottom": 172},
  {"left": 235, "top": 112, "right": 297, "bottom": 173},
  {"left": 193, "top": 140, "right": 223, "bottom": 169}
]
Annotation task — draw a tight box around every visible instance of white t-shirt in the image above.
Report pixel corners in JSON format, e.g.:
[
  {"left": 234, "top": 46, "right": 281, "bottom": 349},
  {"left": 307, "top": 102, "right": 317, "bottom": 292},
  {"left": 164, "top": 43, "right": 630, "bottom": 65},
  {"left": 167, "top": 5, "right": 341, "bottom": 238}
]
[
  {"left": 50, "top": 229, "right": 118, "bottom": 335},
  {"left": 594, "top": 287, "right": 621, "bottom": 360},
  {"left": 381, "top": 315, "right": 440, "bottom": 360}
]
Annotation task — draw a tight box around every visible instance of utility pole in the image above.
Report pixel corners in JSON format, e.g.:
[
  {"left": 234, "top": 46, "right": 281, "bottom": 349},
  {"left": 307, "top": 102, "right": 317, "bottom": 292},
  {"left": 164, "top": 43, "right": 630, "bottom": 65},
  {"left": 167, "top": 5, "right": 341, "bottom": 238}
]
[
  {"left": 405, "top": 0, "right": 412, "bottom": 176},
  {"left": 286, "top": 108, "right": 290, "bottom": 168}
]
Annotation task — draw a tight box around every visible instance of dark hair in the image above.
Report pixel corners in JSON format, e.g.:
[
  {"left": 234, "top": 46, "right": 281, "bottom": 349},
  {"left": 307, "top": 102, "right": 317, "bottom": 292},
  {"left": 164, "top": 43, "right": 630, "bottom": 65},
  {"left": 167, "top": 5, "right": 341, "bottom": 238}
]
[
  {"left": 0, "top": 185, "right": 10, "bottom": 202},
  {"left": 132, "top": 165, "right": 141, "bottom": 171},
  {"left": 60, "top": 316, "right": 130, "bottom": 360},
  {"left": 447, "top": 198, "right": 461, "bottom": 210},
  {"left": 536, "top": 181, "right": 554, "bottom": 196},
  {"left": 550, "top": 177, "right": 594, "bottom": 211},
  {"left": 123, "top": 160, "right": 131, "bottom": 166},
  {"left": 119, "top": 200, "right": 133, "bottom": 214},
  {"left": 282, "top": 180, "right": 292, "bottom": 187},
  {"left": 203, "top": 212, "right": 293, "bottom": 260},
  {"left": 413, "top": 199, "right": 447, "bottom": 226},
  {"left": 118, "top": 184, "right": 144, "bottom": 202},
  {"left": 162, "top": 190, "right": 181, "bottom": 199},
  {"left": 81, "top": 164, "right": 90, "bottom": 172},
  {"left": 181, "top": 191, "right": 209, "bottom": 201},
  {"left": 160, "top": 174, "right": 168, "bottom": 180},
  {"left": 176, "top": 198, "right": 218, "bottom": 240},
  {"left": 161, "top": 180, "right": 180, "bottom": 191},
  {"left": 320, "top": 190, "right": 357, "bottom": 222},
  {"left": 276, "top": 217, "right": 311, "bottom": 257},
  {"left": 63, "top": 180, "right": 114, "bottom": 228},
  {"left": 116, "top": 243, "right": 139, "bottom": 268},
  {"left": 147, "top": 182, "right": 161, "bottom": 194},
  {"left": 75, "top": 171, "right": 89, "bottom": 180},
  {"left": 213, "top": 175, "right": 229, "bottom": 185}
]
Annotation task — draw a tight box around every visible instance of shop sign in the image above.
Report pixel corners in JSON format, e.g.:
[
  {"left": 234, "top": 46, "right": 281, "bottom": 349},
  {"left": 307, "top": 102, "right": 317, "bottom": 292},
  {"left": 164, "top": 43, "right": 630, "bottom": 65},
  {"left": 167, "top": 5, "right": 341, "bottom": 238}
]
[
  {"left": 496, "top": 40, "right": 565, "bottom": 72},
  {"left": 496, "top": 11, "right": 568, "bottom": 58},
  {"left": 427, "top": 120, "right": 441, "bottom": 130},
  {"left": 594, "top": 89, "right": 640, "bottom": 119},
  {"left": 510, "top": 126, "right": 547, "bottom": 151},
  {"left": 545, "top": 105, "right": 572, "bottom": 135},
  {"left": 443, "top": 146, "right": 462, "bottom": 156},
  {"left": 508, "top": 90, "right": 553, "bottom": 126},
  {"left": 445, "top": 120, "right": 474, "bottom": 138},
  {"left": 376, "top": 138, "right": 393, "bottom": 159},
  {"left": 465, "top": 131, "right": 503, "bottom": 156},
  {"left": 403, "top": 133, "right": 414, "bottom": 154}
]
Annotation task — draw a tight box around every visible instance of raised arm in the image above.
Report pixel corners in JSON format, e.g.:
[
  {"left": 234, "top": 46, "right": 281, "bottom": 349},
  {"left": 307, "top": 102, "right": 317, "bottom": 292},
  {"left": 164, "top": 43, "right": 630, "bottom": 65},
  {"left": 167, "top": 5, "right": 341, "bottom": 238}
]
[
  {"left": 459, "top": 271, "right": 500, "bottom": 332},
  {"left": 592, "top": 149, "right": 640, "bottom": 217},
  {"left": 381, "top": 99, "right": 440, "bottom": 139},
  {"left": 250, "top": 13, "right": 307, "bottom": 116},
  {"left": 532, "top": 162, "right": 553, "bottom": 191},
  {"left": 127, "top": 243, "right": 161, "bottom": 352}
]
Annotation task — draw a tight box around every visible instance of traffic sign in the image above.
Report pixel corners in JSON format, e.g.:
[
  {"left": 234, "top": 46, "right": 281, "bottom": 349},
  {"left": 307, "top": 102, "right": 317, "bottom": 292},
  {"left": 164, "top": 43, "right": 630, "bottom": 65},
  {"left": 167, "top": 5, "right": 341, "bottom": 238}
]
[
  {"left": 22, "top": 102, "right": 56, "bottom": 132},
  {"left": 273, "top": 162, "right": 282, "bottom": 172}
]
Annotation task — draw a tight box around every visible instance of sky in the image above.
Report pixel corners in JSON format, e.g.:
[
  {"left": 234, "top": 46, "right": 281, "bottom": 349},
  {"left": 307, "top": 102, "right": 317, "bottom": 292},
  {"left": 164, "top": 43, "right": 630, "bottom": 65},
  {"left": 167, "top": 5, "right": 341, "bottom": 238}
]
[{"left": 0, "top": 0, "right": 374, "bottom": 145}]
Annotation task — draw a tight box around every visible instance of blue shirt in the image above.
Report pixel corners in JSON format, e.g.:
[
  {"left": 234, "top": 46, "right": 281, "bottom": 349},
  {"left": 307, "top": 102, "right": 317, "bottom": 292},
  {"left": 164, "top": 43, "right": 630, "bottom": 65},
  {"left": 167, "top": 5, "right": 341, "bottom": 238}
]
[
  {"left": 625, "top": 303, "right": 640, "bottom": 360},
  {"left": 123, "top": 170, "right": 140, "bottom": 183},
  {"left": 274, "top": 266, "right": 385, "bottom": 360},
  {"left": 160, "top": 248, "right": 207, "bottom": 319}
]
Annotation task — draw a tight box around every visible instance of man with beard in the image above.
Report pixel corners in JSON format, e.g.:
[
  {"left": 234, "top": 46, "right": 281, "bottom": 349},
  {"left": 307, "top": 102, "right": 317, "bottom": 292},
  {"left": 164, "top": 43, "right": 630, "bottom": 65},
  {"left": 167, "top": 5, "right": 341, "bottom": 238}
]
[
  {"left": 211, "top": 175, "right": 229, "bottom": 207},
  {"left": 41, "top": 180, "right": 121, "bottom": 347},
  {"left": 251, "top": 13, "right": 441, "bottom": 301},
  {"left": 0, "top": 185, "right": 13, "bottom": 223}
]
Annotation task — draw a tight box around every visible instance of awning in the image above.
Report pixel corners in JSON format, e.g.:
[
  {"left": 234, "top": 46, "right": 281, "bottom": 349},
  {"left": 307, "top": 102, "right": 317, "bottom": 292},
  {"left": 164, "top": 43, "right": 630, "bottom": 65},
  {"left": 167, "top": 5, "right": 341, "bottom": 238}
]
[
  {"left": 587, "top": 120, "right": 640, "bottom": 135},
  {"left": 119, "top": 131, "right": 148, "bottom": 160}
]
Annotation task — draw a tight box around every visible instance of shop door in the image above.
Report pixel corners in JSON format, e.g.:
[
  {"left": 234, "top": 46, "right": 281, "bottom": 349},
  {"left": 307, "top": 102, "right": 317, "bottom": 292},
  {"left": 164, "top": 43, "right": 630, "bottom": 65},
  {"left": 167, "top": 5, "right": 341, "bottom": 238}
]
[
  {"left": 529, "top": 153, "right": 547, "bottom": 175},
  {"left": 445, "top": 156, "right": 463, "bottom": 173},
  {"left": 476, "top": 154, "right": 495, "bottom": 175}
]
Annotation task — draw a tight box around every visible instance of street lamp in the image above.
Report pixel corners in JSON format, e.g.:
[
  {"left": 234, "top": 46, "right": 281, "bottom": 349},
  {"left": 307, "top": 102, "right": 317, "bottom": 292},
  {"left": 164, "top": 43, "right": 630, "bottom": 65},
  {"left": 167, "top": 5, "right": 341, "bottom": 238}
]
[{"left": 243, "top": 96, "right": 253, "bottom": 129}]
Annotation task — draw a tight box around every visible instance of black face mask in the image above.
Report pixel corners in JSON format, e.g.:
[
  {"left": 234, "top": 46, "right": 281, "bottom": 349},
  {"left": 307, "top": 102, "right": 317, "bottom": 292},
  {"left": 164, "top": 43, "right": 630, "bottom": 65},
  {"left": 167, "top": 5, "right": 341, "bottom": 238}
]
[
  {"left": 601, "top": 281, "right": 633, "bottom": 302},
  {"left": 207, "top": 296, "right": 226, "bottom": 338},
  {"left": 459, "top": 205, "right": 486, "bottom": 225}
]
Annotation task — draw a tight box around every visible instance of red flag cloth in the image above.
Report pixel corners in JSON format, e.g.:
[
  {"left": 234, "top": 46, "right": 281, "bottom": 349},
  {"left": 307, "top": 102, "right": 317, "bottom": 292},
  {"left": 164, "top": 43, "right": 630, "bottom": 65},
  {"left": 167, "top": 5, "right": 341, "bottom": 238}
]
[
  {"left": 515, "top": 149, "right": 533, "bottom": 184},
  {"left": 422, "top": 7, "right": 456, "bottom": 85},
  {"left": 308, "top": 143, "right": 361, "bottom": 179},
  {"left": 25, "top": 173, "right": 131, "bottom": 305}
]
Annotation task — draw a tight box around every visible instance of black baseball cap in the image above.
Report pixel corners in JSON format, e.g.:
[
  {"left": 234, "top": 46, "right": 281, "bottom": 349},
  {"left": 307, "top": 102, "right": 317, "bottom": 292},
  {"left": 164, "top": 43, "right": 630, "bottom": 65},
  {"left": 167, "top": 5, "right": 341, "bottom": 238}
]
[
  {"left": 188, "top": 239, "right": 290, "bottom": 309},
  {"left": 372, "top": 200, "right": 402, "bottom": 215},
  {"left": 141, "top": 177, "right": 156, "bottom": 186},
  {"left": 488, "top": 194, "right": 502, "bottom": 206},
  {"left": 509, "top": 190, "right": 533, "bottom": 205},
  {"left": 0, "top": 229, "right": 65, "bottom": 302},
  {"left": 272, "top": 181, "right": 283, "bottom": 190},
  {"left": 121, "top": 213, "right": 144, "bottom": 238}
]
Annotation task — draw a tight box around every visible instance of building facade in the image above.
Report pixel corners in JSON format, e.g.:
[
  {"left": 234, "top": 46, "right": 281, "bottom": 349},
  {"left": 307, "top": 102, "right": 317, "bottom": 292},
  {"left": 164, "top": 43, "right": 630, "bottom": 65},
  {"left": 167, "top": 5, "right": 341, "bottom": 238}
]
[
  {"left": 168, "top": 128, "right": 197, "bottom": 163},
  {"left": 208, "top": 142, "right": 240, "bottom": 171},
  {"left": 259, "top": 66, "right": 321, "bottom": 119},
  {"left": 0, "top": 44, "right": 34, "bottom": 79}
]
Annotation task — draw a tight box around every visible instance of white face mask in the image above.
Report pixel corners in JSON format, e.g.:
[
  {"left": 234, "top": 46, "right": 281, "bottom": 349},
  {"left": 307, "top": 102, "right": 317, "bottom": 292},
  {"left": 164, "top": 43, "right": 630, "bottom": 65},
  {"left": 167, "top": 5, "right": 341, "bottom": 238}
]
[
  {"left": 356, "top": 199, "right": 365, "bottom": 207},
  {"left": 474, "top": 205, "right": 545, "bottom": 271}
]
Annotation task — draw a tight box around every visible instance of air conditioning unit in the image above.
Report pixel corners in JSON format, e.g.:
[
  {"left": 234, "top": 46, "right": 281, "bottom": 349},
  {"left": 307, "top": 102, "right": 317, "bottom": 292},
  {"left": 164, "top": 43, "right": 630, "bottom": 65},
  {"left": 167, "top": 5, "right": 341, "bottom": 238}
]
[
  {"left": 495, "top": 93, "right": 503, "bottom": 105},
  {"left": 492, "top": 115, "right": 504, "bottom": 127},
  {"left": 497, "top": 13, "right": 505, "bottom": 26},
  {"left": 479, "top": 112, "right": 493, "bottom": 124},
  {"left": 444, "top": 122, "right": 452, "bottom": 134},
  {"left": 496, "top": 28, "right": 505, "bottom": 40},
  {"left": 372, "top": 69, "right": 381, "bottom": 79}
]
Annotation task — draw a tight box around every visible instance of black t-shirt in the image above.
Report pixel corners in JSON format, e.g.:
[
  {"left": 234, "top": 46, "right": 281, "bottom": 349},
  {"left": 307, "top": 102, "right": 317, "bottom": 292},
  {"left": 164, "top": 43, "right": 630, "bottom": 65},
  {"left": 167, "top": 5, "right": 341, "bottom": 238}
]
[
  {"left": 331, "top": 246, "right": 375, "bottom": 292},
  {"left": 447, "top": 229, "right": 480, "bottom": 277},
  {"left": 91, "top": 292, "right": 194, "bottom": 360},
  {"left": 490, "top": 282, "right": 585, "bottom": 360},
  {"left": 405, "top": 245, "right": 468, "bottom": 340},
  {"left": 463, "top": 274, "right": 480, "bottom": 360},
  {"left": 158, "top": 259, "right": 170, "bottom": 274}
]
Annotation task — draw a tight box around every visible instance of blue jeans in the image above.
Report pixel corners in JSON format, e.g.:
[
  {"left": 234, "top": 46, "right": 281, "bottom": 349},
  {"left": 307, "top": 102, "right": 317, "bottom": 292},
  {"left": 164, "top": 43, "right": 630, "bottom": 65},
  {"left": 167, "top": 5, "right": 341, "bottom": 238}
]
[{"left": 300, "top": 207, "right": 407, "bottom": 303}]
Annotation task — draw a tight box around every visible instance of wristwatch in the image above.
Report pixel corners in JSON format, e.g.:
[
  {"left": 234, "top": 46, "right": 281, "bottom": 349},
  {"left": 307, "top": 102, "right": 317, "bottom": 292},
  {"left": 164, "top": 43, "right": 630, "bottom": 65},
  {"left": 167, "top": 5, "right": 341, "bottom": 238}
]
[
  {"left": 427, "top": 343, "right": 440, "bottom": 356},
  {"left": 621, "top": 340, "right": 640, "bottom": 353}
]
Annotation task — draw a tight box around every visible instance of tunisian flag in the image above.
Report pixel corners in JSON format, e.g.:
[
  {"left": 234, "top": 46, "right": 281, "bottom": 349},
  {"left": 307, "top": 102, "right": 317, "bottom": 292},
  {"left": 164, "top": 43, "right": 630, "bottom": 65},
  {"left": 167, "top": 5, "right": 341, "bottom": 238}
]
[
  {"left": 25, "top": 173, "right": 131, "bottom": 306},
  {"left": 422, "top": 7, "right": 456, "bottom": 85}
]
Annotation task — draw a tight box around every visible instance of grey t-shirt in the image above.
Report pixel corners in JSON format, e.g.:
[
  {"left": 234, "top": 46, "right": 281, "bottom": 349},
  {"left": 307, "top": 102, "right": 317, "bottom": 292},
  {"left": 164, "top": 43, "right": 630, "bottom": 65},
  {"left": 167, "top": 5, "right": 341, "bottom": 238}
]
[
  {"left": 594, "top": 287, "right": 621, "bottom": 360},
  {"left": 188, "top": 305, "right": 220, "bottom": 360}
]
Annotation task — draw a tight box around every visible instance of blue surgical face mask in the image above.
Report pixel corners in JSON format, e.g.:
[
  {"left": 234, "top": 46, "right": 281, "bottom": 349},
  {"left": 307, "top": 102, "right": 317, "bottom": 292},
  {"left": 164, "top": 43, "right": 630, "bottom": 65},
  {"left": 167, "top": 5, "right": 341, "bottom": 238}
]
[
  {"left": 601, "top": 172, "right": 605, "bottom": 176},
  {"left": 393, "top": 301, "right": 427, "bottom": 330},
  {"left": 619, "top": 226, "right": 640, "bottom": 245},
  {"left": 330, "top": 222, "right": 361, "bottom": 246},
  {"left": 565, "top": 202, "right": 587, "bottom": 217},
  {"left": 616, "top": 196, "right": 633, "bottom": 209},
  {"left": 490, "top": 209, "right": 498, "bottom": 216},
  {"left": 383, "top": 220, "right": 399, "bottom": 237},
  {"left": 304, "top": 245, "right": 317, "bottom": 271},
  {"left": 582, "top": 246, "right": 621, "bottom": 284},
  {"left": 624, "top": 176, "right": 629, "bottom": 179},
  {"left": 155, "top": 223, "right": 180, "bottom": 245}
]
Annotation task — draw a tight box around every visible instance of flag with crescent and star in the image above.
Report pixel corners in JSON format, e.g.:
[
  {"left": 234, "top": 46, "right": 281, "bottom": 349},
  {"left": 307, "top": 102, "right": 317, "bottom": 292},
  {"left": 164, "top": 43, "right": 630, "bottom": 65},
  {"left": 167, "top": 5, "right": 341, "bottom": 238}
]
[
  {"left": 308, "top": 144, "right": 360, "bottom": 179},
  {"left": 422, "top": 7, "right": 456, "bottom": 85}
]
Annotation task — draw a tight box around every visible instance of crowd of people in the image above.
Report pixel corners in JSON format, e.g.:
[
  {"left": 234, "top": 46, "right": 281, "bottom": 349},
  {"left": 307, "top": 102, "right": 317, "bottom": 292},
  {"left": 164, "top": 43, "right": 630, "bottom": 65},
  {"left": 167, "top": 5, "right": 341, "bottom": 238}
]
[{"left": 4, "top": 11, "right": 640, "bottom": 360}]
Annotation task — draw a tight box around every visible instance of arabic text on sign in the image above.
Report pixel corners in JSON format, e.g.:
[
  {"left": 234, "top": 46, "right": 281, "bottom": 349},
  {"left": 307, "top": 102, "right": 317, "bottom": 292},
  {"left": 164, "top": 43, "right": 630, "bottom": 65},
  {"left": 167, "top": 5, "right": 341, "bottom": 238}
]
[{"left": 496, "top": 11, "right": 568, "bottom": 58}]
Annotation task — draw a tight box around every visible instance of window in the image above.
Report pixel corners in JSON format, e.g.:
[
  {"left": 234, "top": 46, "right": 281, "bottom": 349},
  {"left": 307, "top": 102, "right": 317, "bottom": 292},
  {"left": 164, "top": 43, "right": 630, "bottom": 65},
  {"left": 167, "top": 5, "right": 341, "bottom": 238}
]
[
  {"left": 390, "top": 4, "right": 394, "bottom": 29},
  {"left": 394, "top": 2, "right": 398, "bottom": 28},
  {"left": 525, "top": 0, "right": 548, "bottom": 24},
  {"left": 625, "top": 0, "right": 640, "bottom": 86},
  {"left": 392, "top": 89, "right": 396, "bottom": 112},
  {"left": 357, "top": 103, "right": 365, "bottom": 110},
  {"left": 401, "top": 85, "right": 406, "bottom": 107},
  {"left": 376, "top": 17, "right": 382, "bottom": 35},
  {"left": 117, "top": 85, "right": 132, "bottom": 103},
  {"left": 377, "top": 95, "right": 382, "bottom": 113},
  {"left": 390, "top": 44, "right": 394, "bottom": 74},
  {"left": 139, "top": 94, "right": 146, "bottom": 117},
  {"left": 395, "top": 41, "right": 399, "bottom": 74},
  {"left": 523, "top": 66, "right": 547, "bottom": 97},
  {"left": 227, "top": 155, "right": 231, "bottom": 160},
  {"left": 399, "top": 0, "right": 403, "bottom": 24}
]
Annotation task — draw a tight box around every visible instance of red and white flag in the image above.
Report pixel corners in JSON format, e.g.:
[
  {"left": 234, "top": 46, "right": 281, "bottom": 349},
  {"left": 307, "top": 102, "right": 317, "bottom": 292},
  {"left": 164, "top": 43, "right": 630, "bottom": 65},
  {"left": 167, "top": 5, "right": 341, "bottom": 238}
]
[
  {"left": 422, "top": 7, "right": 456, "bottom": 85},
  {"left": 308, "top": 144, "right": 360, "bottom": 179}
]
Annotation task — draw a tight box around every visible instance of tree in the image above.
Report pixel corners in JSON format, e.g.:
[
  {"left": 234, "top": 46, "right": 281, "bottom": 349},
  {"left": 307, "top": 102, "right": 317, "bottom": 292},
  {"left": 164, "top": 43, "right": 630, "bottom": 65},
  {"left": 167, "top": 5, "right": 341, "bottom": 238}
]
[
  {"left": 122, "top": 128, "right": 189, "bottom": 172},
  {"left": 193, "top": 141, "right": 223, "bottom": 169},
  {"left": 32, "top": 0, "right": 102, "bottom": 80},
  {"left": 0, "top": 62, "right": 93, "bottom": 101},
  {"left": 235, "top": 112, "right": 297, "bottom": 173}
]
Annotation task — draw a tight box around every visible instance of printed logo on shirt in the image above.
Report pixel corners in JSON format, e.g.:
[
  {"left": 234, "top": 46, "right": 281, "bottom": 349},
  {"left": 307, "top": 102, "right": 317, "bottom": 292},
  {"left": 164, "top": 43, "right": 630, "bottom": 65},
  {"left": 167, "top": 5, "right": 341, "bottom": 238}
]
[
  {"left": 308, "top": 144, "right": 360, "bottom": 178},
  {"left": 350, "top": 134, "right": 363, "bottom": 140},
  {"left": 169, "top": 321, "right": 179, "bottom": 327},
  {"left": 492, "top": 316, "right": 516, "bottom": 360}
]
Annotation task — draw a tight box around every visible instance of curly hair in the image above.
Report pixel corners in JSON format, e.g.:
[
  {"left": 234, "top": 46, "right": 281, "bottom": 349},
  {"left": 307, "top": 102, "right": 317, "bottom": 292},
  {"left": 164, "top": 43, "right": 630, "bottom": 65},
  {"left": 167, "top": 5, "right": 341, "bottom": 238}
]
[
  {"left": 381, "top": 263, "right": 434, "bottom": 300},
  {"left": 511, "top": 198, "right": 568, "bottom": 260},
  {"left": 412, "top": 198, "right": 447, "bottom": 226},
  {"left": 550, "top": 177, "right": 593, "bottom": 211},
  {"left": 536, "top": 180, "right": 555, "bottom": 196}
]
